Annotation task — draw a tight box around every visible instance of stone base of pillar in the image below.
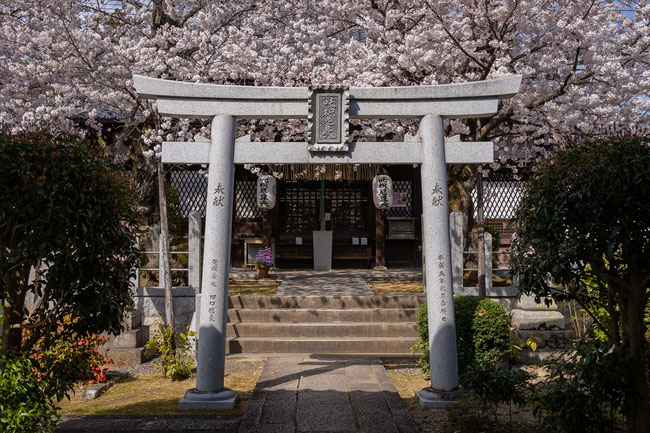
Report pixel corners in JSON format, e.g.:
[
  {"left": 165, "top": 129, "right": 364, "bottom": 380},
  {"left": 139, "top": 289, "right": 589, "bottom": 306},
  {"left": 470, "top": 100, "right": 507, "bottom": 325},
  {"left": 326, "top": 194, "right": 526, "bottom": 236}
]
[
  {"left": 178, "top": 388, "right": 237, "bottom": 410},
  {"left": 510, "top": 294, "right": 566, "bottom": 331},
  {"left": 416, "top": 387, "right": 463, "bottom": 409}
]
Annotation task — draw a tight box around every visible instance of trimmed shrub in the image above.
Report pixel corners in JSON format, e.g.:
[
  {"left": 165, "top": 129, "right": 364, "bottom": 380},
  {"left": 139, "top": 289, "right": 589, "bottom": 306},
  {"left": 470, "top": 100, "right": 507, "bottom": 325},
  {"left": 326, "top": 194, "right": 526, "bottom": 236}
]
[
  {"left": 454, "top": 296, "right": 482, "bottom": 372},
  {"left": 471, "top": 299, "right": 511, "bottom": 366},
  {"left": 413, "top": 296, "right": 511, "bottom": 376}
]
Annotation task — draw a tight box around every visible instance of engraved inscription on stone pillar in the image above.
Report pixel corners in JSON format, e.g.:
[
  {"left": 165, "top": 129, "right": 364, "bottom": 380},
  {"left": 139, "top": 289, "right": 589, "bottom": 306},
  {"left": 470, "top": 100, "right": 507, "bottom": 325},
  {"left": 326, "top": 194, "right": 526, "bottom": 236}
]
[{"left": 308, "top": 84, "right": 349, "bottom": 152}]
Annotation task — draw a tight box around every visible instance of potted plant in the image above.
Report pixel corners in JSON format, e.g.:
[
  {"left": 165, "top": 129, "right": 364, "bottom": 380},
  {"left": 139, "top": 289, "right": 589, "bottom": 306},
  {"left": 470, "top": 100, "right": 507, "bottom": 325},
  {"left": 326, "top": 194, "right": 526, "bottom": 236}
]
[{"left": 255, "top": 246, "right": 273, "bottom": 278}]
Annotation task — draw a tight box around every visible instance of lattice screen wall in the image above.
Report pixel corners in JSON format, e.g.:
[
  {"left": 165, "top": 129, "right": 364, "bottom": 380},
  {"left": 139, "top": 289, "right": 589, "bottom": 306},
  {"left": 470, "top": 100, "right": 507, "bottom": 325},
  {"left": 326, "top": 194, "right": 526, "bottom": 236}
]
[
  {"left": 278, "top": 181, "right": 369, "bottom": 234},
  {"left": 169, "top": 170, "right": 207, "bottom": 217},
  {"left": 472, "top": 172, "right": 525, "bottom": 219},
  {"left": 235, "top": 181, "right": 263, "bottom": 218},
  {"left": 170, "top": 169, "right": 263, "bottom": 219},
  {"left": 279, "top": 182, "right": 320, "bottom": 233},
  {"left": 386, "top": 180, "right": 413, "bottom": 218}
]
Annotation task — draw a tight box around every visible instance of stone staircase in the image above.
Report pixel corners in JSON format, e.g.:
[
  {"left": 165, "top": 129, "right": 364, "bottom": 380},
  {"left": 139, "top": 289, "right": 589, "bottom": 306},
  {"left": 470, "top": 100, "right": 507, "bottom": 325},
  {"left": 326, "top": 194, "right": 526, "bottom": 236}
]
[{"left": 226, "top": 294, "right": 424, "bottom": 354}]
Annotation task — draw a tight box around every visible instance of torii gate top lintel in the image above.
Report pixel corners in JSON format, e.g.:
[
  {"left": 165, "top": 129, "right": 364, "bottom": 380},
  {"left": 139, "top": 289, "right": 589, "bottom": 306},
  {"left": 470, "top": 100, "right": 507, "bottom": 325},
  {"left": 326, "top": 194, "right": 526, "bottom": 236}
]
[{"left": 133, "top": 74, "right": 521, "bottom": 120}]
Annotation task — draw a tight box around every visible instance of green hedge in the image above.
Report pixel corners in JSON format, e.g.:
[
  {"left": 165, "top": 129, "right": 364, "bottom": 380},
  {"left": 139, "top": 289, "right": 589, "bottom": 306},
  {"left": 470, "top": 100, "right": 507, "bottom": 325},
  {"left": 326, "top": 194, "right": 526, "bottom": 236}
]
[{"left": 415, "top": 296, "right": 511, "bottom": 376}]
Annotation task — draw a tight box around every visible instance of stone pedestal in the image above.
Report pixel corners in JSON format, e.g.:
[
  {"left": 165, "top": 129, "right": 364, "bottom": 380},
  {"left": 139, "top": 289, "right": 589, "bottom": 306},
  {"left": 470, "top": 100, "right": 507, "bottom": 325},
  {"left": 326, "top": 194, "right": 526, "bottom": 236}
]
[
  {"left": 510, "top": 294, "right": 572, "bottom": 363},
  {"left": 313, "top": 230, "right": 333, "bottom": 271},
  {"left": 416, "top": 388, "right": 463, "bottom": 409},
  {"left": 179, "top": 388, "right": 237, "bottom": 410}
]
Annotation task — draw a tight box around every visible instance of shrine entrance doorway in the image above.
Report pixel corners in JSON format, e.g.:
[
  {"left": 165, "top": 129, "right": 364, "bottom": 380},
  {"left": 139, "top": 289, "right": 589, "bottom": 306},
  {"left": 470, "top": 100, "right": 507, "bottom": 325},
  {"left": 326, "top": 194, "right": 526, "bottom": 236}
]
[{"left": 276, "top": 180, "right": 371, "bottom": 268}]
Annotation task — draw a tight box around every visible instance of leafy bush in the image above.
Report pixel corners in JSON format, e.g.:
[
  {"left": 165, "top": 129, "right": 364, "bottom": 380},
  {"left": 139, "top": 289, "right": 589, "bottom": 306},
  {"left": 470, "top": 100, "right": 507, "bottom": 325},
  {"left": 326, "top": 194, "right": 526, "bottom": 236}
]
[
  {"left": 146, "top": 323, "right": 196, "bottom": 380},
  {"left": 24, "top": 316, "right": 111, "bottom": 385},
  {"left": 454, "top": 296, "right": 482, "bottom": 372},
  {"left": 412, "top": 297, "right": 511, "bottom": 376},
  {"left": 460, "top": 362, "right": 530, "bottom": 427},
  {"left": 0, "top": 353, "right": 65, "bottom": 433},
  {"left": 1, "top": 132, "right": 139, "bottom": 353},
  {"left": 510, "top": 137, "right": 649, "bottom": 431},
  {"left": 532, "top": 339, "right": 630, "bottom": 433},
  {"left": 0, "top": 316, "right": 111, "bottom": 433}
]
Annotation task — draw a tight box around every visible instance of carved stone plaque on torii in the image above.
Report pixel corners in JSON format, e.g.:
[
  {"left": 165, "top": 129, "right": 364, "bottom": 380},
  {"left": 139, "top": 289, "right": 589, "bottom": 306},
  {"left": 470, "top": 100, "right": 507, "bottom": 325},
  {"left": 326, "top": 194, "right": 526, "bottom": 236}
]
[{"left": 133, "top": 74, "right": 522, "bottom": 410}]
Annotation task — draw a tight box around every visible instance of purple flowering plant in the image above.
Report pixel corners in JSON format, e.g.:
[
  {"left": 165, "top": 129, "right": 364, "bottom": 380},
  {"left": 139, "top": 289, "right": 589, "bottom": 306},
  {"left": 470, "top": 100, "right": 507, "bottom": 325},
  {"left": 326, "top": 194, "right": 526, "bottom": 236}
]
[{"left": 255, "top": 246, "right": 273, "bottom": 269}]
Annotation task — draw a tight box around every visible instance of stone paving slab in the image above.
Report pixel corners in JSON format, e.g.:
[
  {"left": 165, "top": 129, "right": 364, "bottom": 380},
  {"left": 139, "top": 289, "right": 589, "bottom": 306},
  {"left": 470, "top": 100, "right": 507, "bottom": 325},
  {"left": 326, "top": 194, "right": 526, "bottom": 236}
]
[
  {"left": 239, "top": 356, "right": 419, "bottom": 433},
  {"left": 56, "top": 415, "right": 240, "bottom": 432},
  {"left": 277, "top": 273, "right": 373, "bottom": 296}
]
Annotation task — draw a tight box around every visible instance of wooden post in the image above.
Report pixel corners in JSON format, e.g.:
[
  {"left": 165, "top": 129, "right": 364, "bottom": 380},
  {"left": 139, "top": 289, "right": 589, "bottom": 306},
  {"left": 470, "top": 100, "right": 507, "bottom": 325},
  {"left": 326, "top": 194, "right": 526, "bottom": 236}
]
[
  {"left": 262, "top": 211, "right": 272, "bottom": 247},
  {"left": 477, "top": 166, "right": 486, "bottom": 298},
  {"left": 157, "top": 160, "right": 175, "bottom": 328},
  {"left": 188, "top": 212, "right": 201, "bottom": 292},
  {"left": 374, "top": 209, "right": 386, "bottom": 270}
]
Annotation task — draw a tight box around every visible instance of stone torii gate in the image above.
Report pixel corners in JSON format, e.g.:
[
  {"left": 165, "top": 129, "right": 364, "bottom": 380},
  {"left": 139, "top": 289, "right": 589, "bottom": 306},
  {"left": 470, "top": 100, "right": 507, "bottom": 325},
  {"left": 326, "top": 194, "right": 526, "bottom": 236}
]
[{"left": 133, "top": 74, "right": 521, "bottom": 409}]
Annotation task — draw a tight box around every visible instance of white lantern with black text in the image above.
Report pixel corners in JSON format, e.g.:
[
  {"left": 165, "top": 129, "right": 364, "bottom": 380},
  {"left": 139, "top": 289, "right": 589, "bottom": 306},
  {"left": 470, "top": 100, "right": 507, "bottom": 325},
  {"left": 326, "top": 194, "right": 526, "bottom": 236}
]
[
  {"left": 372, "top": 174, "right": 393, "bottom": 209},
  {"left": 256, "top": 175, "right": 276, "bottom": 210}
]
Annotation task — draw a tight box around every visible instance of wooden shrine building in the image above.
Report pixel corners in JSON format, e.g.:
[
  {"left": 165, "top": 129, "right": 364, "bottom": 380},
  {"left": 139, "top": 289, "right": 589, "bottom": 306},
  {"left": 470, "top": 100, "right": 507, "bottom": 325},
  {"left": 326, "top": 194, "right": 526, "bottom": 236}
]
[{"left": 171, "top": 164, "right": 422, "bottom": 269}]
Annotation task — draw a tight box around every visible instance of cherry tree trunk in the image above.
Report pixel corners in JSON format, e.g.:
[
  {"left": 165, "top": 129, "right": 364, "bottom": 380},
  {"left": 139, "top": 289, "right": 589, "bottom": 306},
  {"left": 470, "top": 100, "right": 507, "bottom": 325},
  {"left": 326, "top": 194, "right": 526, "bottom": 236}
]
[{"left": 621, "top": 278, "right": 649, "bottom": 433}]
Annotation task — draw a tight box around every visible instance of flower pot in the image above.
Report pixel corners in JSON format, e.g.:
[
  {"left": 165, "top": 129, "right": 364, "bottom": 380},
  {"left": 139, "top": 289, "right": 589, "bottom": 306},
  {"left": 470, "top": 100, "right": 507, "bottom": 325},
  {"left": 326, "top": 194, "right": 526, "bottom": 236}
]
[{"left": 257, "top": 267, "right": 270, "bottom": 278}]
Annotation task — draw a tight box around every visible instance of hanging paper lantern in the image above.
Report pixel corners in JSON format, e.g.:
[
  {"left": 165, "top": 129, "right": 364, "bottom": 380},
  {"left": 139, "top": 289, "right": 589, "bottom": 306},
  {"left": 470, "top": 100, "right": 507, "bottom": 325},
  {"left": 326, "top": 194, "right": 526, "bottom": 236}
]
[
  {"left": 257, "top": 175, "right": 276, "bottom": 210},
  {"left": 372, "top": 174, "right": 393, "bottom": 209}
]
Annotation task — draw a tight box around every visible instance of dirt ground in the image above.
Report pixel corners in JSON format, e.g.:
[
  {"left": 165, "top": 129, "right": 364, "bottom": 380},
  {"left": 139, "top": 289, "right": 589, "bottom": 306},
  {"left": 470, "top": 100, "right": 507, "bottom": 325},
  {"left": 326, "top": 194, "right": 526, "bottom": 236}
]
[
  {"left": 59, "top": 359, "right": 264, "bottom": 416},
  {"left": 228, "top": 279, "right": 280, "bottom": 295},
  {"left": 369, "top": 281, "right": 424, "bottom": 294},
  {"left": 384, "top": 359, "right": 542, "bottom": 433}
]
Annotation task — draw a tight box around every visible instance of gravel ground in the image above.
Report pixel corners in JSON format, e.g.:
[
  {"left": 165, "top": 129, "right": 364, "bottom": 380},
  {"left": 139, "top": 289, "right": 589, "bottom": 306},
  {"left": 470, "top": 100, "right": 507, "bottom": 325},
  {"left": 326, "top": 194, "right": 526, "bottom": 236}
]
[
  {"left": 106, "top": 356, "right": 264, "bottom": 379},
  {"left": 382, "top": 357, "right": 424, "bottom": 376},
  {"left": 106, "top": 357, "right": 159, "bottom": 378}
]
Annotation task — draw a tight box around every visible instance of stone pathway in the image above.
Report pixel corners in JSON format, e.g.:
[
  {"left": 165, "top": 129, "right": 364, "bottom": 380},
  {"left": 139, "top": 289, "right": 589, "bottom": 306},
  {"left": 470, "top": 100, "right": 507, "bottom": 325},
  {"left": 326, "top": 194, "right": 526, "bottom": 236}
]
[
  {"left": 276, "top": 272, "right": 373, "bottom": 296},
  {"left": 238, "top": 356, "right": 419, "bottom": 433}
]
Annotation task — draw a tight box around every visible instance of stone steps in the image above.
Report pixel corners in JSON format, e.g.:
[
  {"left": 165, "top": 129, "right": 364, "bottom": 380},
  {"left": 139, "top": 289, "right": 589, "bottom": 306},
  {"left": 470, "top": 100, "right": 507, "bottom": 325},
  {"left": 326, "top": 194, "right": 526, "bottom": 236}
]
[
  {"left": 226, "top": 336, "right": 419, "bottom": 354},
  {"left": 227, "top": 321, "right": 418, "bottom": 338},
  {"left": 226, "top": 295, "right": 424, "bottom": 354},
  {"left": 227, "top": 307, "right": 419, "bottom": 323},
  {"left": 228, "top": 294, "right": 425, "bottom": 309}
]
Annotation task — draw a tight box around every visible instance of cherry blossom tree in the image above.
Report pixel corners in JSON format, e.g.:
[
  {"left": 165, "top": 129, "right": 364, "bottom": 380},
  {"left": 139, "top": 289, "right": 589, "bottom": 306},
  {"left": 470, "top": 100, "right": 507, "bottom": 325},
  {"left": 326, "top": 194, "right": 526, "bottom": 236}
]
[{"left": 0, "top": 0, "right": 647, "bottom": 217}]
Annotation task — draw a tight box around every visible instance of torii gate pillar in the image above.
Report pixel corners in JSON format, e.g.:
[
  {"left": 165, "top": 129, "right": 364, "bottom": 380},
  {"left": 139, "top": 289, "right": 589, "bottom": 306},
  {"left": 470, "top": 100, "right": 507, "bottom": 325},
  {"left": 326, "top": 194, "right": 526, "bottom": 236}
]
[
  {"left": 179, "top": 115, "right": 237, "bottom": 410},
  {"left": 416, "top": 114, "right": 462, "bottom": 407}
]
